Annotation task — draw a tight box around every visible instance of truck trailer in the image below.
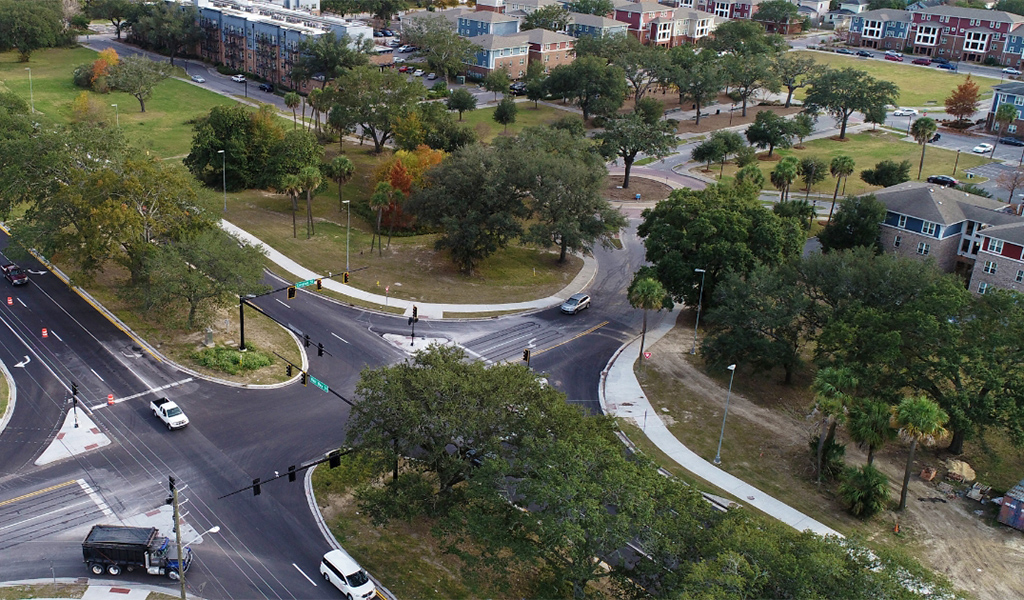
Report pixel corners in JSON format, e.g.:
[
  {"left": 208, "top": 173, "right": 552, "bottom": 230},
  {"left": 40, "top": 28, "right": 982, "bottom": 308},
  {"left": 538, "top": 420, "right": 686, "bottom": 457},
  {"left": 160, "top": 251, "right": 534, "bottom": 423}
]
[{"left": 82, "top": 525, "right": 192, "bottom": 579}]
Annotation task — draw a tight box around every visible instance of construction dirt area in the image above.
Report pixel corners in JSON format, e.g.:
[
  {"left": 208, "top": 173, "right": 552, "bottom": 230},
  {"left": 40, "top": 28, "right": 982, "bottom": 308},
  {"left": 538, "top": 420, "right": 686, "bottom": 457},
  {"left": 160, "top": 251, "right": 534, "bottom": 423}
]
[{"left": 639, "top": 322, "right": 1024, "bottom": 600}]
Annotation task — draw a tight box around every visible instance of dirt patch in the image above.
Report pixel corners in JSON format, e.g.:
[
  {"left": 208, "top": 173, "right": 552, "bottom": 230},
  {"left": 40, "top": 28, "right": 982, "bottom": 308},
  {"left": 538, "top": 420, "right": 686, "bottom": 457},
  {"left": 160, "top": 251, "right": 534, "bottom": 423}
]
[
  {"left": 604, "top": 176, "right": 673, "bottom": 203},
  {"left": 638, "top": 324, "right": 1024, "bottom": 599}
]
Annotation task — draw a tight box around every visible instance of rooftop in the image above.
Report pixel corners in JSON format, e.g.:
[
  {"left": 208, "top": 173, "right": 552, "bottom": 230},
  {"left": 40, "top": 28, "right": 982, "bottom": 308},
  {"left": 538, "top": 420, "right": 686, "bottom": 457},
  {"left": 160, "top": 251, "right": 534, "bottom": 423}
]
[
  {"left": 524, "top": 28, "right": 576, "bottom": 44},
  {"left": 873, "top": 181, "right": 1019, "bottom": 226},
  {"left": 568, "top": 11, "right": 626, "bottom": 27},
  {"left": 470, "top": 32, "right": 531, "bottom": 49},
  {"left": 920, "top": 4, "right": 1024, "bottom": 22},
  {"left": 459, "top": 10, "right": 521, "bottom": 23},
  {"left": 854, "top": 8, "right": 912, "bottom": 21}
]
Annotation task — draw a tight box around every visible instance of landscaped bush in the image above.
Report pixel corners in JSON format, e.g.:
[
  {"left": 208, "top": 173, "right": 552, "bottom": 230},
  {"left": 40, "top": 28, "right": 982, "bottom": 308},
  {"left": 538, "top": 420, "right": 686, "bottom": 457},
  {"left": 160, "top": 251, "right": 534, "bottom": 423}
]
[
  {"left": 809, "top": 436, "right": 846, "bottom": 481},
  {"left": 839, "top": 464, "right": 891, "bottom": 518},
  {"left": 191, "top": 345, "right": 273, "bottom": 374}
]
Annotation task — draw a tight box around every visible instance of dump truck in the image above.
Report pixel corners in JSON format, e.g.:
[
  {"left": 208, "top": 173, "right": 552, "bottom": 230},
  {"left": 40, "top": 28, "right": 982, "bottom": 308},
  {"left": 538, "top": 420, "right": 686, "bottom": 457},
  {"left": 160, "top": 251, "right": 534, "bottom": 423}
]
[{"left": 82, "top": 525, "right": 192, "bottom": 579}]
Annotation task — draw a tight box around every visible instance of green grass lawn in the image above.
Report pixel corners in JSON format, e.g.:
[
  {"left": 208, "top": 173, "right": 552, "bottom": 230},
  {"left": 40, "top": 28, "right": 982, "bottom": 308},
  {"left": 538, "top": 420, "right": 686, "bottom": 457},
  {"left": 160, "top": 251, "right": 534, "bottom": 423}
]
[
  {"left": 793, "top": 51, "right": 1001, "bottom": 106},
  {"left": 710, "top": 129, "right": 992, "bottom": 197},
  {"left": 0, "top": 47, "right": 237, "bottom": 158},
  {"left": 458, "top": 98, "right": 579, "bottom": 143}
]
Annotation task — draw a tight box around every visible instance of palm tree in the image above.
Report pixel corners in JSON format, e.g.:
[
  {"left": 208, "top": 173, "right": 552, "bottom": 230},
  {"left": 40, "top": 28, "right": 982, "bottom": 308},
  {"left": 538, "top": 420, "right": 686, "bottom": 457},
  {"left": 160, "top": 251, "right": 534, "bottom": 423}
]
[
  {"left": 279, "top": 173, "right": 303, "bottom": 239},
  {"left": 308, "top": 88, "right": 323, "bottom": 133},
  {"left": 828, "top": 155, "right": 855, "bottom": 223},
  {"left": 770, "top": 157, "right": 799, "bottom": 202},
  {"left": 994, "top": 102, "right": 1018, "bottom": 159},
  {"left": 327, "top": 104, "right": 350, "bottom": 152},
  {"left": 838, "top": 464, "right": 891, "bottom": 518},
  {"left": 369, "top": 181, "right": 394, "bottom": 256},
  {"left": 628, "top": 277, "right": 666, "bottom": 364},
  {"left": 910, "top": 117, "right": 938, "bottom": 180},
  {"left": 892, "top": 395, "right": 949, "bottom": 511},
  {"left": 322, "top": 156, "right": 355, "bottom": 213},
  {"left": 811, "top": 367, "right": 856, "bottom": 484},
  {"left": 847, "top": 399, "right": 896, "bottom": 466},
  {"left": 284, "top": 92, "right": 300, "bottom": 129},
  {"left": 298, "top": 166, "right": 323, "bottom": 239}
]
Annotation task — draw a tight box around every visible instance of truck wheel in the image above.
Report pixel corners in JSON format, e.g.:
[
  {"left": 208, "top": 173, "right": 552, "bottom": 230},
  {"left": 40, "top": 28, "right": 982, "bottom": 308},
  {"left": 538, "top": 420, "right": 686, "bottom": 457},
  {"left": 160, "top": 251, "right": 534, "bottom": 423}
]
[
  {"left": 107, "top": 564, "right": 121, "bottom": 576},
  {"left": 167, "top": 570, "right": 180, "bottom": 581},
  {"left": 167, "top": 422, "right": 173, "bottom": 431},
  {"left": 90, "top": 563, "right": 104, "bottom": 576}
]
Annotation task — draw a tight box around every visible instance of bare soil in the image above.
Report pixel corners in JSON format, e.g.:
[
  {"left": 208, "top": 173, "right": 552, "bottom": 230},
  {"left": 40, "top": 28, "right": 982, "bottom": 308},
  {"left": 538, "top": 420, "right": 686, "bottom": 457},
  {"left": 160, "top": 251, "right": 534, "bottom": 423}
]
[
  {"left": 625, "top": 92, "right": 802, "bottom": 134},
  {"left": 640, "top": 324, "right": 1024, "bottom": 600},
  {"left": 603, "top": 176, "right": 673, "bottom": 203}
]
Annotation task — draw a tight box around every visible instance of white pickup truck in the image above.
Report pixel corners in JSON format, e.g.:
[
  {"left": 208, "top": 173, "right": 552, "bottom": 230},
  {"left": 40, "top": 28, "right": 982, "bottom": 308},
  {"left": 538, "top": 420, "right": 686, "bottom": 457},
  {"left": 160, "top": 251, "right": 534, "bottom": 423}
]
[{"left": 150, "top": 397, "right": 189, "bottom": 430}]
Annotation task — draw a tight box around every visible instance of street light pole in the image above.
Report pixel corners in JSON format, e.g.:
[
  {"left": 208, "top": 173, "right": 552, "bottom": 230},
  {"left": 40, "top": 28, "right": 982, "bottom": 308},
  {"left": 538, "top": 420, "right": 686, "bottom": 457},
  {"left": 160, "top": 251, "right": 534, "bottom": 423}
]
[
  {"left": 111, "top": 104, "right": 118, "bottom": 128},
  {"left": 713, "top": 364, "right": 738, "bottom": 465},
  {"left": 24, "top": 67, "right": 33, "bottom": 113},
  {"left": 692, "top": 268, "right": 706, "bottom": 354},
  {"left": 218, "top": 150, "right": 226, "bottom": 212},
  {"left": 343, "top": 199, "right": 350, "bottom": 272}
]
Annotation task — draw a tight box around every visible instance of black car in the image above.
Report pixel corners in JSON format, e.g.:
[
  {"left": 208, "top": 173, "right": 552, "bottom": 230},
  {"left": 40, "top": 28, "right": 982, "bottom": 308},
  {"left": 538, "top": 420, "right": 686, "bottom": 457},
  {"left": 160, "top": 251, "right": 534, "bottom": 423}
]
[
  {"left": 373, "top": 30, "right": 384, "bottom": 37},
  {"left": 856, "top": 50, "right": 873, "bottom": 57},
  {"left": 929, "top": 133, "right": 941, "bottom": 143},
  {"left": 927, "top": 175, "right": 959, "bottom": 187},
  {"left": 1000, "top": 136, "right": 1024, "bottom": 146},
  {"left": 509, "top": 82, "right": 527, "bottom": 96},
  {"left": 931, "top": 56, "right": 950, "bottom": 64},
  {"left": 836, "top": 47, "right": 854, "bottom": 54},
  {"left": 258, "top": 82, "right": 274, "bottom": 92},
  {"left": 381, "top": 29, "right": 394, "bottom": 36}
]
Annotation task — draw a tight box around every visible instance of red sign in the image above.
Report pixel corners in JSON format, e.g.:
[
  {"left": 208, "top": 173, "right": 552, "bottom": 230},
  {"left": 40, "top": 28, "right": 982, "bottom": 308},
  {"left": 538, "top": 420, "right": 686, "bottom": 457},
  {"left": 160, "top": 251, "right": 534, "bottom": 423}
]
[{"left": 643, "top": 351, "right": 652, "bottom": 359}]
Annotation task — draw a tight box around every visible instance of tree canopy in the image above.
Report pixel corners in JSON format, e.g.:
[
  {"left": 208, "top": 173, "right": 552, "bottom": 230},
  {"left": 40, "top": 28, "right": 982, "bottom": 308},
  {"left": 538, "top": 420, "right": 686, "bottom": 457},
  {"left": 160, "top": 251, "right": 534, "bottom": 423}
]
[
  {"left": 0, "top": 0, "right": 68, "bottom": 62},
  {"left": 805, "top": 68, "right": 899, "bottom": 139},
  {"left": 332, "top": 66, "right": 425, "bottom": 153},
  {"left": 595, "top": 111, "right": 677, "bottom": 188},
  {"left": 291, "top": 31, "right": 372, "bottom": 88},
  {"left": 545, "top": 56, "right": 626, "bottom": 120},
  {"left": 817, "top": 194, "right": 885, "bottom": 253},
  {"left": 109, "top": 54, "right": 175, "bottom": 113},
  {"left": 403, "top": 14, "right": 480, "bottom": 82}
]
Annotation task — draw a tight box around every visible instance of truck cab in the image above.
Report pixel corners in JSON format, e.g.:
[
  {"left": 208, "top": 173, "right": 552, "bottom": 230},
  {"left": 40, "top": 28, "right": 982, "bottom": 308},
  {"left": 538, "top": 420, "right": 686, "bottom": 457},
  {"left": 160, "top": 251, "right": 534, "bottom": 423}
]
[{"left": 151, "top": 397, "right": 189, "bottom": 430}]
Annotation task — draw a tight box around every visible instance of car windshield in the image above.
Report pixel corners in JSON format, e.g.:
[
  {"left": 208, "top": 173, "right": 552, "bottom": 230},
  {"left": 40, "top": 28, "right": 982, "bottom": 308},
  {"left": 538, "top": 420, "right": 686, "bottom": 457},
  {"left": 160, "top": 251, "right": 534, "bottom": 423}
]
[
  {"left": 166, "top": 407, "right": 183, "bottom": 417},
  {"left": 346, "top": 570, "right": 370, "bottom": 587},
  {"left": 9, "top": 268, "right": 23, "bottom": 276},
  {"left": 565, "top": 298, "right": 578, "bottom": 306}
]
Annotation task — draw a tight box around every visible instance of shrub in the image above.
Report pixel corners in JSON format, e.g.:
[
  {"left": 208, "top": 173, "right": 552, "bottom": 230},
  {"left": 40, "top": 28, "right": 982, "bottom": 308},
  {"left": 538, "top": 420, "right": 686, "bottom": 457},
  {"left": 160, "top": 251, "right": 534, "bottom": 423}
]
[
  {"left": 957, "top": 182, "right": 992, "bottom": 197},
  {"left": 72, "top": 63, "right": 93, "bottom": 89},
  {"left": 839, "top": 464, "right": 891, "bottom": 518},
  {"left": 191, "top": 345, "right": 273, "bottom": 375},
  {"left": 734, "top": 145, "right": 758, "bottom": 168},
  {"left": 809, "top": 436, "right": 846, "bottom": 482}
]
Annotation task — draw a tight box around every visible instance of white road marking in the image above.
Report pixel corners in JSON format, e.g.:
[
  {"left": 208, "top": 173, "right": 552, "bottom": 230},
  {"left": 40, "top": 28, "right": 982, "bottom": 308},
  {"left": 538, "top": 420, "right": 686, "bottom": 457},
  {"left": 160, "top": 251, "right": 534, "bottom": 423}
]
[
  {"left": 14, "top": 356, "right": 29, "bottom": 368},
  {"left": 276, "top": 299, "right": 291, "bottom": 308},
  {"left": 89, "top": 377, "right": 194, "bottom": 410},
  {"left": 17, "top": 298, "right": 26, "bottom": 307},
  {"left": 330, "top": 332, "right": 348, "bottom": 344},
  {"left": 77, "top": 479, "right": 115, "bottom": 518},
  {"left": 0, "top": 499, "right": 96, "bottom": 533},
  {"left": 293, "top": 563, "right": 317, "bottom": 586},
  {"left": 90, "top": 369, "right": 105, "bottom": 382},
  {"left": 51, "top": 331, "right": 63, "bottom": 342}
]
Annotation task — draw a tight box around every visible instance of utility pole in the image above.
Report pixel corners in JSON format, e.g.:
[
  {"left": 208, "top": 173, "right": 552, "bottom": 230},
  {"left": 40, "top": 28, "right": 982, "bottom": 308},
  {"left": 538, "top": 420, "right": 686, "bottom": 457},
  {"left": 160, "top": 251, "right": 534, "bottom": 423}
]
[{"left": 170, "top": 476, "right": 187, "bottom": 600}]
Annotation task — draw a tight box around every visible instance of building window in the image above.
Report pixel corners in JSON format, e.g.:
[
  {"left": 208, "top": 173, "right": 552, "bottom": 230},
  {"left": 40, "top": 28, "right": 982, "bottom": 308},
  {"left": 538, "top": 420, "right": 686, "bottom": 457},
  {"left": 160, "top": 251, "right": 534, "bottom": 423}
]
[
  {"left": 964, "top": 31, "right": 989, "bottom": 52},
  {"left": 917, "top": 242, "right": 931, "bottom": 255},
  {"left": 985, "top": 260, "right": 998, "bottom": 274},
  {"left": 898, "top": 215, "right": 908, "bottom": 228},
  {"left": 979, "top": 282, "right": 990, "bottom": 294},
  {"left": 916, "top": 26, "right": 938, "bottom": 46},
  {"left": 1017, "top": 270, "right": 1024, "bottom": 282},
  {"left": 1012, "top": 125, "right": 1019, "bottom": 133},
  {"left": 1016, "top": 96, "right": 1024, "bottom": 106},
  {"left": 894, "top": 235, "right": 902, "bottom": 247},
  {"left": 520, "top": 58, "right": 525, "bottom": 64},
  {"left": 922, "top": 221, "right": 937, "bottom": 235},
  {"left": 991, "top": 239, "right": 1005, "bottom": 253}
]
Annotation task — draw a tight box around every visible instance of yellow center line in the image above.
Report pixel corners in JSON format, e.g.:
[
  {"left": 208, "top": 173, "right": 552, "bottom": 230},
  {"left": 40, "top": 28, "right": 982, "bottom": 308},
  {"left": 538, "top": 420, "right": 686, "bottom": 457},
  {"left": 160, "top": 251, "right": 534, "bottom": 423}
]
[
  {"left": 532, "top": 321, "right": 610, "bottom": 357},
  {"left": 0, "top": 479, "right": 79, "bottom": 508}
]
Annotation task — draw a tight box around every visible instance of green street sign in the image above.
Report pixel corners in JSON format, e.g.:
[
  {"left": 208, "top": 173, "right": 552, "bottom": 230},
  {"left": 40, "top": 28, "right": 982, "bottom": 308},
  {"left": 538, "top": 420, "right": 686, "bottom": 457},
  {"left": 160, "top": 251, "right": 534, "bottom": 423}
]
[
  {"left": 309, "top": 375, "right": 329, "bottom": 393},
  {"left": 296, "top": 279, "right": 316, "bottom": 288}
]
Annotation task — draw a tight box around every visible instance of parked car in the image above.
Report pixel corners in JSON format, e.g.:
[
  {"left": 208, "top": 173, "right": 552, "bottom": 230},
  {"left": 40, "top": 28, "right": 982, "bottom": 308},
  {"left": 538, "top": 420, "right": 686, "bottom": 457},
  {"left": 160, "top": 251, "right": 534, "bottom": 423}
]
[
  {"left": 231, "top": 74, "right": 246, "bottom": 83},
  {"left": 396, "top": 45, "right": 410, "bottom": 52},
  {"left": 1000, "top": 137, "right": 1024, "bottom": 146},
  {"left": 388, "top": 39, "right": 401, "bottom": 47},
  {"left": 1004, "top": 67, "right": 1023, "bottom": 75},
  {"left": 398, "top": 65, "right": 409, "bottom": 72},
  {"left": 884, "top": 50, "right": 903, "bottom": 57},
  {"left": 1, "top": 263, "right": 28, "bottom": 286},
  {"left": 509, "top": 81, "right": 527, "bottom": 96},
  {"left": 973, "top": 143, "right": 994, "bottom": 153},
  {"left": 190, "top": 74, "right": 205, "bottom": 83},
  {"left": 927, "top": 175, "right": 959, "bottom": 187},
  {"left": 912, "top": 58, "right": 931, "bottom": 65},
  {"left": 929, "top": 133, "right": 941, "bottom": 143},
  {"left": 931, "top": 56, "right": 950, "bottom": 64},
  {"left": 381, "top": 29, "right": 394, "bottom": 36},
  {"left": 320, "top": 550, "right": 376, "bottom": 600},
  {"left": 373, "top": 30, "right": 384, "bottom": 37},
  {"left": 560, "top": 293, "right": 591, "bottom": 315},
  {"left": 835, "top": 47, "right": 854, "bottom": 54},
  {"left": 427, "top": 72, "right": 437, "bottom": 80},
  {"left": 885, "top": 54, "right": 904, "bottom": 62},
  {"left": 402, "top": 46, "right": 418, "bottom": 53},
  {"left": 893, "top": 108, "right": 918, "bottom": 116},
  {"left": 394, "top": 57, "right": 406, "bottom": 63},
  {"left": 413, "top": 69, "right": 424, "bottom": 76},
  {"left": 258, "top": 82, "right": 273, "bottom": 92},
  {"left": 937, "top": 63, "right": 957, "bottom": 71},
  {"left": 856, "top": 50, "right": 873, "bottom": 57}
]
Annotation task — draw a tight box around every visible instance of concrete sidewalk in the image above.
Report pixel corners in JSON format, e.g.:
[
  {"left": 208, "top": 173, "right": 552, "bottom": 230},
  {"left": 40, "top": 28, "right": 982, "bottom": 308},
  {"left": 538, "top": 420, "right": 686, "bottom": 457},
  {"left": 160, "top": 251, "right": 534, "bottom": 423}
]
[
  {"left": 221, "top": 221, "right": 599, "bottom": 320},
  {"left": 599, "top": 314, "right": 841, "bottom": 538}
]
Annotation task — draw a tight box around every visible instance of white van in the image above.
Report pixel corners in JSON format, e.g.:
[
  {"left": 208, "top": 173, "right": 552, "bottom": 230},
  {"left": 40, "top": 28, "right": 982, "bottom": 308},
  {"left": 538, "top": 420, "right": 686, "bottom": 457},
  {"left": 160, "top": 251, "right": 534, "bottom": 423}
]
[{"left": 319, "top": 550, "right": 377, "bottom": 599}]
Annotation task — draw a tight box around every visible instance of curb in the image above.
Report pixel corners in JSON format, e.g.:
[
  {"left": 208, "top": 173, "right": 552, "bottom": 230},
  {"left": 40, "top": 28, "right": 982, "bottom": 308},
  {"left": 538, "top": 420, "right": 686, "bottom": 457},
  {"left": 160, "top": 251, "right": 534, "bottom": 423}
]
[{"left": 0, "top": 358, "right": 16, "bottom": 438}]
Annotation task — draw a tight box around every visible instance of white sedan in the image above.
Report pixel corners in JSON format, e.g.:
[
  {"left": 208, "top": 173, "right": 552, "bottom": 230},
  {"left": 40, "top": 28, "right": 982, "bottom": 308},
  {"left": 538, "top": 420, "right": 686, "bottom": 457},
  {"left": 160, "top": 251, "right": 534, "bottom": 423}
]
[
  {"left": 413, "top": 69, "right": 424, "bottom": 77},
  {"left": 190, "top": 74, "right": 205, "bottom": 83},
  {"left": 893, "top": 108, "right": 918, "bottom": 116},
  {"left": 973, "top": 143, "right": 994, "bottom": 153},
  {"left": 1003, "top": 67, "right": 1023, "bottom": 75},
  {"left": 231, "top": 74, "right": 246, "bottom": 83}
]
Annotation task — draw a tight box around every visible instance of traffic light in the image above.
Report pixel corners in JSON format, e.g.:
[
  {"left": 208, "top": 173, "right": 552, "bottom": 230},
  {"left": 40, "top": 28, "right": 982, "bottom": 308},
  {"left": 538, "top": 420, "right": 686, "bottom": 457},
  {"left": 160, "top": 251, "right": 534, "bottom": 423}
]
[
  {"left": 169, "top": 476, "right": 176, "bottom": 493},
  {"left": 412, "top": 305, "right": 418, "bottom": 320},
  {"left": 287, "top": 286, "right": 296, "bottom": 300},
  {"left": 301, "top": 372, "right": 307, "bottom": 386},
  {"left": 71, "top": 383, "right": 78, "bottom": 396},
  {"left": 523, "top": 348, "right": 531, "bottom": 363},
  {"left": 316, "top": 279, "right": 322, "bottom": 290},
  {"left": 343, "top": 272, "right": 349, "bottom": 284},
  {"left": 328, "top": 450, "right": 340, "bottom": 469},
  {"left": 252, "top": 478, "right": 261, "bottom": 496},
  {"left": 304, "top": 334, "right": 310, "bottom": 347},
  {"left": 317, "top": 343, "right": 324, "bottom": 357},
  {"left": 288, "top": 465, "right": 297, "bottom": 482},
  {"left": 286, "top": 364, "right": 293, "bottom": 377}
]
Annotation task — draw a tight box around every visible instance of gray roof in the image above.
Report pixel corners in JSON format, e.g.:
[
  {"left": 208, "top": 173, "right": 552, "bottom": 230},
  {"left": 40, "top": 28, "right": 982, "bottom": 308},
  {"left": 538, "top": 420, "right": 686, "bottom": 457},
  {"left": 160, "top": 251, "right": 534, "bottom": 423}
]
[
  {"left": 470, "top": 32, "right": 531, "bottom": 49},
  {"left": 993, "top": 82, "right": 1024, "bottom": 95},
  {"left": 403, "top": 8, "right": 468, "bottom": 26},
  {"left": 979, "top": 221, "right": 1024, "bottom": 246},
  {"left": 674, "top": 7, "right": 716, "bottom": 20},
  {"left": 524, "top": 28, "right": 576, "bottom": 44},
  {"left": 568, "top": 11, "right": 626, "bottom": 27},
  {"left": 459, "top": 11, "right": 520, "bottom": 23},
  {"left": 922, "top": 5, "right": 1024, "bottom": 23},
  {"left": 616, "top": 1, "right": 673, "bottom": 13},
  {"left": 873, "top": 181, "right": 1019, "bottom": 226},
  {"left": 854, "top": 8, "right": 911, "bottom": 22}
]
